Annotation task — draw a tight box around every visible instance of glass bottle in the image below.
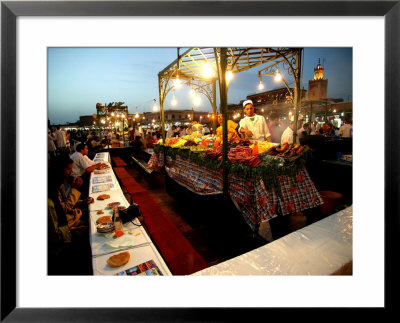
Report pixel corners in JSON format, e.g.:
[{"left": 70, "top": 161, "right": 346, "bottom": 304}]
[{"left": 113, "top": 206, "right": 124, "bottom": 236}]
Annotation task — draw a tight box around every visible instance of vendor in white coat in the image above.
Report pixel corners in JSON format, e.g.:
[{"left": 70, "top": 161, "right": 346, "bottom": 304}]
[{"left": 238, "top": 100, "right": 271, "bottom": 143}]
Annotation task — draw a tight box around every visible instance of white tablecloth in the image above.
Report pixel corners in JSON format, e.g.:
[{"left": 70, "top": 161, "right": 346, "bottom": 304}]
[
  {"left": 89, "top": 152, "right": 172, "bottom": 276},
  {"left": 192, "top": 206, "right": 353, "bottom": 276}
]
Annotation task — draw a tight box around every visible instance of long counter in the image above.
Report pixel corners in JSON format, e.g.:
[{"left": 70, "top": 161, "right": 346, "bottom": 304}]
[
  {"left": 192, "top": 205, "right": 353, "bottom": 275},
  {"left": 88, "top": 152, "right": 171, "bottom": 276}
]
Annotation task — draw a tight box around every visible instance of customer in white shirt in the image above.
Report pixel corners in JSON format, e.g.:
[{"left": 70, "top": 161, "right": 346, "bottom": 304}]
[
  {"left": 166, "top": 125, "right": 177, "bottom": 138},
  {"left": 280, "top": 121, "right": 298, "bottom": 145},
  {"left": 338, "top": 118, "right": 353, "bottom": 138},
  {"left": 70, "top": 143, "right": 105, "bottom": 177},
  {"left": 238, "top": 100, "right": 271, "bottom": 143}
]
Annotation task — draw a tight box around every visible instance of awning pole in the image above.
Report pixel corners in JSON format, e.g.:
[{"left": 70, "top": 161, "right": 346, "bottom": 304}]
[
  {"left": 293, "top": 48, "right": 302, "bottom": 144},
  {"left": 218, "top": 48, "right": 229, "bottom": 199}
]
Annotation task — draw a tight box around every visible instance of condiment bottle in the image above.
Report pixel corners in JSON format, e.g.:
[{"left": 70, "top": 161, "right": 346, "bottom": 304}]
[
  {"left": 252, "top": 141, "right": 259, "bottom": 155},
  {"left": 113, "top": 206, "right": 124, "bottom": 237}
]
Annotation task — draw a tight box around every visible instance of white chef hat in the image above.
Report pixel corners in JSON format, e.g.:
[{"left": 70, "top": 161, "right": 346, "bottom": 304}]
[{"left": 242, "top": 99, "right": 253, "bottom": 108}]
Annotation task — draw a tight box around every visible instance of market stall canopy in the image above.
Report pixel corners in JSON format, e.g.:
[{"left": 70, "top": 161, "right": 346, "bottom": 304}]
[
  {"left": 158, "top": 47, "right": 299, "bottom": 85},
  {"left": 157, "top": 47, "right": 304, "bottom": 199}
]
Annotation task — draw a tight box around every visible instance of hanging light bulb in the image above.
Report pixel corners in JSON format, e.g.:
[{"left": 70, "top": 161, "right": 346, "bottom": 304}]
[
  {"left": 226, "top": 70, "right": 234, "bottom": 83},
  {"left": 193, "top": 94, "right": 201, "bottom": 107},
  {"left": 258, "top": 79, "right": 264, "bottom": 90},
  {"left": 135, "top": 112, "right": 139, "bottom": 119},
  {"left": 174, "top": 76, "right": 182, "bottom": 89},
  {"left": 201, "top": 63, "right": 215, "bottom": 79},
  {"left": 171, "top": 94, "right": 177, "bottom": 106},
  {"left": 152, "top": 101, "right": 158, "bottom": 112},
  {"left": 275, "top": 69, "right": 282, "bottom": 82},
  {"left": 189, "top": 87, "right": 196, "bottom": 97}
]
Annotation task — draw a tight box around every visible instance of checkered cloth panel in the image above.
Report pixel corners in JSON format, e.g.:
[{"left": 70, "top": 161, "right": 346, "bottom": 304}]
[
  {"left": 276, "top": 165, "right": 323, "bottom": 216},
  {"left": 165, "top": 156, "right": 223, "bottom": 194}
]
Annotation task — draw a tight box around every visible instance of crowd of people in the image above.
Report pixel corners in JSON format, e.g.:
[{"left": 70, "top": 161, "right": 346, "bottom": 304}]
[{"left": 48, "top": 132, "right": 109, "bottom": 274}]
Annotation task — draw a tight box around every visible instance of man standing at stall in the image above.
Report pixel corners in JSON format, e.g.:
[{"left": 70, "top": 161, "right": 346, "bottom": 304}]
[
  {"left": 239, "top": 100, "right": 271, "bottom": 143},
  {"left": 267, "top": 113, "right": 283, "bottom": 143},
  {"left": 281, "top": 121, "right": 301, "bottom": 145}
]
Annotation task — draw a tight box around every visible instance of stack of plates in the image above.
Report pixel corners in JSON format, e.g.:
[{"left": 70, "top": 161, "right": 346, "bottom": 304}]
[{"left": 96, "top": 222, "right": 114, "bottom": 233}]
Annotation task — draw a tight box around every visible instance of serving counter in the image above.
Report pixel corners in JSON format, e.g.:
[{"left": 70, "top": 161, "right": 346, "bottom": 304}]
[
  {"left": 88, "top": 152, "right": 171, "bottom": 276},
  {"left": 192, "top": 205, "right": 353, "bottom": 275}
]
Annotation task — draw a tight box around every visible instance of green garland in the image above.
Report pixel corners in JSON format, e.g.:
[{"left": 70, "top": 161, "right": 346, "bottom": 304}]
[
  {"left": 153, "top": 144, "right": 313, "bottom": 194},
  {"left": 153, "top": 144, "right": 163, "bottom": 155}
]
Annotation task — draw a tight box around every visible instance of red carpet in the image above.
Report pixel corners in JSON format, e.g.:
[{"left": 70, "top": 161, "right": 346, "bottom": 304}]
[
  {"left": 114, "top": 167, "right": 134, "bottom": 180},
  {"left": 114, "top": 167, "right": 208, "bottom": 275},
  {"left": 111, "top": 156, "right": 127, "bottom": 167}
]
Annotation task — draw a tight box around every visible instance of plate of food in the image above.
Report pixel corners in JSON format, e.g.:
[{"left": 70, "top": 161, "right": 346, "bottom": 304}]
[
  {"left": 96, "top": 222, "right": 114, "bottom": 233},
  {"left": 97, "top": 194, "right": 111, "bottom": 200},
  {"left": 107, "top": 251, "right": 130, "bottom": 268},
  {"left": 107, "top": 201, "right": 121, "bottom": 208},
  {"left": 96, "top": 215, "right": 113, "bottom": 225}
]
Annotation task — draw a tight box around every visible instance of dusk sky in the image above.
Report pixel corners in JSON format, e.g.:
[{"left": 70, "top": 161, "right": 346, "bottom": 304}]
[{"left": 48, "top": 47, "right": 352, "bottom": 124}]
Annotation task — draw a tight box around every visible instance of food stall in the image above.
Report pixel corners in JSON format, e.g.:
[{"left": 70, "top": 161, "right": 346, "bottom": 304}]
[
  {"left": 150, "top": 48, "right": 323, "bottom": 241},
  {"left": 148, "top": 137, "right": 323, "bottom": 241}
]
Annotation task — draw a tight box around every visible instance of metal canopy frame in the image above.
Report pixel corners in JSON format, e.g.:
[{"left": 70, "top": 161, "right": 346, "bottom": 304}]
[{"left": 158, "top": 47, "right": 303, "bottom": 198}]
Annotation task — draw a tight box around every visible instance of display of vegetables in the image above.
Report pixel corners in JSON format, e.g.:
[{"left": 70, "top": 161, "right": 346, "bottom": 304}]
[
  {"left": 190, "top": 145, "right": 208, "bottom": 152},
  {"left": 154, "top": 134, "right": 311, "bottom": 168},
  {"left": 164, "top": 137, "right": 180, "bottom": 146},
  {"left": 170, "top": 139, "right": 187, "bottom": 148},
  {"left": 184, "top": 140, "right": 198, "bottom": 147},
  {"left": 249, "top": 141, "right": 276, "bottom": 153}
]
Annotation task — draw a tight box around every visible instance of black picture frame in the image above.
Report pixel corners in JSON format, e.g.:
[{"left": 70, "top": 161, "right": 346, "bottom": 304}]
[{"left": 1, "top": 1, "right": 398, "bottom": 321}]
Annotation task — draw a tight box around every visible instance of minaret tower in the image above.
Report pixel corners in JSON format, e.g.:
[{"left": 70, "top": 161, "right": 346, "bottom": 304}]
[{"left": 308, "top": 58, "right": 328, "bottom": 100}]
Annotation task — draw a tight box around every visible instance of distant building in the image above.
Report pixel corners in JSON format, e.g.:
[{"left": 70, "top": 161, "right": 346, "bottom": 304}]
[
  {"left": 141, "top": 109, "right": 213, "bottom": 126},
  {"left": 79, "top": 115, "right": 95, "bottom": 127},
  {"left": 224, "top": 87, "right": 307, "bottom": 121},
  {"left": 308, "top": 59, "right": 328, "bottom": 101}
]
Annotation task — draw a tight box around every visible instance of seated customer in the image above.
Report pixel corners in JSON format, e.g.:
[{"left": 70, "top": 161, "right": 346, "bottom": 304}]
[
  {"left": 52, "top": 155, "right": 94, "bottom": 219},
  {"left": 70, "top": 143, "right": 106, "bottom": 195},
  {"left": 48, "top": 196, "right": 92, "bottom": 275},
  {"left": 70, "top": 143, "right": 106, "bottom": 177},
  {"left": 49, "top": 156, "right": 91, "bottom": 228}
]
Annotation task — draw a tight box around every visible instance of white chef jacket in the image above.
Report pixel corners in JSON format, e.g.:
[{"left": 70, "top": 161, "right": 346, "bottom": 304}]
[
  {"left": 70, "top": 151, "right": 96, "bottom": 176},
  {"left": 281, "top": 126, "right": 294, "bottom": 145},
  {"left": 238, "top": 114, "right": 271, "bottom": 143}
]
